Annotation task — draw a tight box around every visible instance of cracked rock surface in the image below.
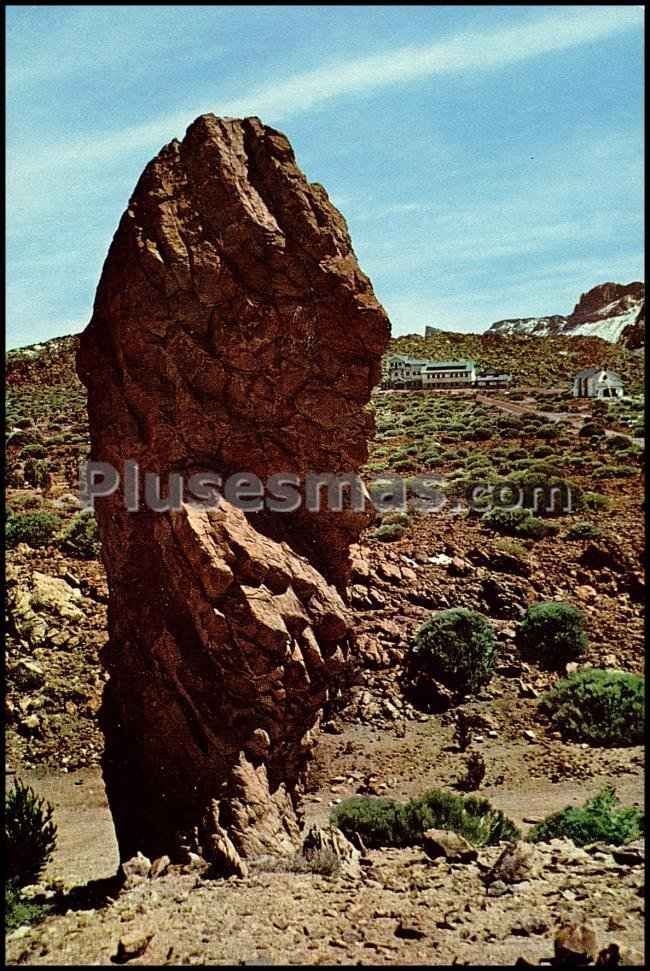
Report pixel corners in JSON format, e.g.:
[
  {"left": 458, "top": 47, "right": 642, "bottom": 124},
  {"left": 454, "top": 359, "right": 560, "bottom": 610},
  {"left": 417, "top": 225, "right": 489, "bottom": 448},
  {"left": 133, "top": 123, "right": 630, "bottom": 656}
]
[{"left": 76, "top": 114, "right": 390, "bottom": 864}]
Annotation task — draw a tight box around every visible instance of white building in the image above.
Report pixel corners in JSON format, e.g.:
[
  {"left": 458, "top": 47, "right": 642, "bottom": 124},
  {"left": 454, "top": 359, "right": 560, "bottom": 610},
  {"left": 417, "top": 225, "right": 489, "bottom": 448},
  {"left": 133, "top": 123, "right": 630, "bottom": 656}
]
[
  {"left": 475, "top": 369, "right": 513, "bottom": 389},
  {"left": 421, "top": 360, "right": 476, "bottom": 388},
  {"left": 572, "top": 367, "right": 624, "bottom": 399},
  {"left": 383, "top": 355, "right": 431, "bottom": 388}
]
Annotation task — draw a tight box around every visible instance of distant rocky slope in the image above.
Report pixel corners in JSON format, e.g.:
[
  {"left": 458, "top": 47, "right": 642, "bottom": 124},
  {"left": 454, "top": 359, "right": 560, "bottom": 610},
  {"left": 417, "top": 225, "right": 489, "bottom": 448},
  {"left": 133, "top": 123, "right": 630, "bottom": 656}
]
[
  {"left": 8, "top": 318, "right": 646, "bottom": 401},
  {"left": 486, "top": 282, "right": 644, "bottom": 344}
]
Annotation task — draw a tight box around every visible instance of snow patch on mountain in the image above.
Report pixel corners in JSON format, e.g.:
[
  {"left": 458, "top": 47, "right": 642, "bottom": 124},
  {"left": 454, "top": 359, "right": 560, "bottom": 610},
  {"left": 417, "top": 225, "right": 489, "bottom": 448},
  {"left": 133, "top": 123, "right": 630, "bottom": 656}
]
[{"left": 486, "top": 282, "right": 644, "bottom": 343}]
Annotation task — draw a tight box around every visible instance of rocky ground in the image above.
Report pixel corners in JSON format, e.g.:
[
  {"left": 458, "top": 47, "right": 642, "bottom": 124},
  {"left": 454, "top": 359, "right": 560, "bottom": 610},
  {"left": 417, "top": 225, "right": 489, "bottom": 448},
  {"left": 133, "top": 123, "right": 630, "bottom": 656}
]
[{"left": 5, "top": 339, "right": 646, "bottom": 966}]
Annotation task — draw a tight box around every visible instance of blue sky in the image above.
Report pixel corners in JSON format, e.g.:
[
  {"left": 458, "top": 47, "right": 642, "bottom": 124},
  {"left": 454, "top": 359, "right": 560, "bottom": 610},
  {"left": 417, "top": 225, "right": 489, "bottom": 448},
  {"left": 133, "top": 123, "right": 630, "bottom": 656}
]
[{"left": 6, "top": 4, "right": 644, "bottom": 349}]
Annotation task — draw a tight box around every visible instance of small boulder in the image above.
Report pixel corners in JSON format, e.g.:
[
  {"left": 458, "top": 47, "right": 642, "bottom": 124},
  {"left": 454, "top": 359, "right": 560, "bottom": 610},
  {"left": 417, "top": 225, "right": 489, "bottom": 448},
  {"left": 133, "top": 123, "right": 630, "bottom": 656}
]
[
  {"left": 114, "top": 929, "right": 154, "bottom": 963},
  {"left": 554, "top": 922, "right": 598, "bottom": 965},
  {"left": 121, "top": 851, "right": 152, "bottom": 889},
  {"left": 423, "top": 829, "right": 478, "bottom": 864},
  {"left": 486, "top": 842, "right": 540, "bottom": 885}
]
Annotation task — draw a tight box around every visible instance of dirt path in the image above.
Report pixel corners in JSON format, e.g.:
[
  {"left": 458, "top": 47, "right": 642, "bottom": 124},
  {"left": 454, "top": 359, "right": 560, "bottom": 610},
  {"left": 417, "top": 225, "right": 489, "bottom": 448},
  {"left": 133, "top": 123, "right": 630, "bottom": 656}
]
[{"left": 475, "top": 393, "right": 643, "bottom": 446}]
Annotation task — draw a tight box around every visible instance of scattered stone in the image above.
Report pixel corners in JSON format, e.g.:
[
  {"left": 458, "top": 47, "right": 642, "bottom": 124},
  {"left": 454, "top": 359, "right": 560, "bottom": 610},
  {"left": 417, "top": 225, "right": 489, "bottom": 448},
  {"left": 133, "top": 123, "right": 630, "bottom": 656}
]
[
  {"left": 149, "top": 855, "right": 171, "bottom": 880},
  {"left": 611, "top": 843, "right": 644, "bottom": 867},
  {"left": 395, "top": 916, "right": 427, "bottom": 940}
]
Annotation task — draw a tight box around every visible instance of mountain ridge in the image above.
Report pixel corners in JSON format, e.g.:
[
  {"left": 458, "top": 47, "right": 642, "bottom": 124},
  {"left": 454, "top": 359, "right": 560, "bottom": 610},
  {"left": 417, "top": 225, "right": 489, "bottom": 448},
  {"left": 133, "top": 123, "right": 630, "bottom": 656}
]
[{"left": 485, "top": 281, "right": 644, "bottom": 343}]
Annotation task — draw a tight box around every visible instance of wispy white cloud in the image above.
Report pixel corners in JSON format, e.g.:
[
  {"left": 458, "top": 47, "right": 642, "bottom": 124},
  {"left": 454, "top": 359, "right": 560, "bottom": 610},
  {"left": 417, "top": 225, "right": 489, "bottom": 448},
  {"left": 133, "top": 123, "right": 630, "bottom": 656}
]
[{"left": 11, "top": 5, "right": 643, "bottom": 175}]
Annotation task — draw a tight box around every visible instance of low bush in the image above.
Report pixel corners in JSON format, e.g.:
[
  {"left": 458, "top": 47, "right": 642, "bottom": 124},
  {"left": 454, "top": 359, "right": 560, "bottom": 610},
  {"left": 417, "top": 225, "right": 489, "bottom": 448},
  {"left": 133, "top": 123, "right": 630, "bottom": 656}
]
[
  {"left": 581, "top": 491, "right": 610, "bottom": 511},
  {"left": 5, "top": 511, "right": 61, "bottom": 549},
  {"left": 20, "top": 443, "right": 47, "bottom": 459},
  {"left": 566, "top": 521, "right": 602, "bottom": 540},
  {"left": 380, "top": 510, "right": 410, "bottom": 527},
  {"left": 331, "top": 789, "right": 519, "bottom": 849},
  {"left": 598, "top": 464, "right": 637, "bottom": 479},
  {"left": 481, "top": 507, "right": 550, "bottom": 540},
  {"left": 536, "top": 424, "right": 560, "bottom": 440},
  {"left": 5, "top": 883, "right": 53, "bottom": 933},
  {"left": 407, "top": 608, "right": 495, "bottom": 699},
  {"left": 528, "top": 787, "right": 644, "bottom": 846},
  {"left": 493, "top": 537, "right": 529, "bottom": 559},
  {"left": 58, "top": 510, "right": 101, "bottom": 559},
  {"left": 542, "top": 669, "right": 644, "bottom": 746},
  {"left": 6, "top": 779, "right": 57, "bottom": 887},
  {"left": 369, "top": 523, "right": 405, "bottom": 542},
  {"left": 607, "top": 434, "right": 631, "bottom": 450},
  {"left": 517, "top": 601, "right": 587, "bottom": 670},
  {"left": 580, "top": 421, "right": 605, "bottom": 439},
  {"left": 23, "top": 458, "right": 51, "bottom": 490}
]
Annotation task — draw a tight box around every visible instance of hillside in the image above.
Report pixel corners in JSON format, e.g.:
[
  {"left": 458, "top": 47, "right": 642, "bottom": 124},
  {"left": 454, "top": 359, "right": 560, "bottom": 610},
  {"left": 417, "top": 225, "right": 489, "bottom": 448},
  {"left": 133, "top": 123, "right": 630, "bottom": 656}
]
[
  {"left": 393, "top": 328, "right": 644, "bottom": 391},
  {"left": 8, "top": 328, "right": 645, "bottom": 404},
  {"left": 5, "top": 325, "right": 646, "bottom": 967}
]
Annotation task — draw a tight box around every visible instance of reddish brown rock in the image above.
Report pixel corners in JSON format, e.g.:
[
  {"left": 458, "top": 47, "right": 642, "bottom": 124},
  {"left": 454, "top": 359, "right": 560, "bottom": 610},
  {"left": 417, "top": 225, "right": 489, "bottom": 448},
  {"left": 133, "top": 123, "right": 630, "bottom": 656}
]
[{"left": 77, "top": 114, "right": 390, "bottom": 864}]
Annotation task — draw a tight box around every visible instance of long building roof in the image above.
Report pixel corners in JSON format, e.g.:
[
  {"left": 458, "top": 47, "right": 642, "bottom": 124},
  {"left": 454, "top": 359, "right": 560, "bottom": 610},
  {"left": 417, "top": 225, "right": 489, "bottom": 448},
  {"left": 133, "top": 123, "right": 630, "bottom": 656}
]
[{"left": 422, "top": 360, "right": 475, "bottom": 370}]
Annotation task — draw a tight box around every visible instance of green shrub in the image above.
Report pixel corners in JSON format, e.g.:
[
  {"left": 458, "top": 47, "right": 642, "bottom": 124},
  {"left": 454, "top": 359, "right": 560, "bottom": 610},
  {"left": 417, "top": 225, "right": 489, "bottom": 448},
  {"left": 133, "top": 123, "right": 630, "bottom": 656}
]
[
  {"left": 517, "top": 602, "right": 587, "bottom": 670},
  {"left": 528, "top": 788, "right": 643, "bottom": 846},
  {"left": 598, "top": 464, "right": 637, "bottom": 479},
  {"left": 20, "top": 443, "right": 47, "bottom": 459},
  {"left": 582, "top": 491, "right": 610, "bottom": 511},
  {"left": 331, "top": 789, "right": 519, "bottom": 849},
  {"left": 369, "top": 523, "right": 405, "bottom": 542},
  {"left": 580, "top": 421, "right": 605, "bottom": 439},
  {"left": 607, "top": 434, "right": 631, "bottom": 450},
  {"left": 408, "top": 608, "right": 495, "bottom": 699},
  {"left": 493, "top": 537, "right": 528, "bottom": 559},
  {"left": 58, "top": 510, "right": 101, "bottom": 559},
  {"left": 23, "top": 458, "right": 51, "bottom": 489},
  {"left": 481, "top": 507, "right": 550, "bottom": 540},
  {"left": 536, "top": 424, "right": 560, "bottom": 440},
  {"left": 5, "top": 512, "right": 61, "bottom": 549},
  {"left": 566, "top": 521, "right": 602, "bottom": 540},
  {"left": 380, "top": 510, "right": 410, "bottom": 527},
  {"left": 5, "top": 883, "right": 53, "bottom": 932},
  {"left": 542, "top": 669, "right": 644, "bottom": 746},
  {"left": 6, "top": 779, "right": 57, "bottom": 887}
]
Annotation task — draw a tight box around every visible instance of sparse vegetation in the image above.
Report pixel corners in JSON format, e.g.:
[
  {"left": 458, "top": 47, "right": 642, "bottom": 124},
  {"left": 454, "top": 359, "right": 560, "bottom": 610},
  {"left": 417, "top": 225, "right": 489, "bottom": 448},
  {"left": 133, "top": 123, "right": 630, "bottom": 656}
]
[
  {"left": 58, "top": 509, "right": 101, "bottom": 559},
  {"left": 481, "top": 507, "right": 550, "bottom": 540},
  {"left": 6, "top": 778, "right": 58, "bottom": 887},
  {"left": 566, "top": 521, "right": 602, "bottom": 540},
  {"left": 6, "top": 511, "right": 61, "bottom": 549},
  {"left": 407, "top": 608, "right": 495, "bottom": 699},
  {"left": 528, "top": 787, "right": 644, "bottom": 846},
  {"left": 542, "top": 669, "right": 644, "bottom": 746},
  {"left": 517, "top": 602, "right": 587, "bottom": 670},
  {"left": 331, "top": 789, "right": 519, "bottom": 849}
]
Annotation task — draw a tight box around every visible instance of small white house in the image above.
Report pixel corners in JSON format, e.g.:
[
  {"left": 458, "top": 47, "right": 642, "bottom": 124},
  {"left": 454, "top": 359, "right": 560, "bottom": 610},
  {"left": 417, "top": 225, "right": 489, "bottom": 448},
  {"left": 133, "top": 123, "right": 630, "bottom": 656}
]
[
  {"left": 475, "top": 369, "right": 513, "bottom": 389},
  {"left": 572, "top": 367, "right": 624, "bottom": 399}
]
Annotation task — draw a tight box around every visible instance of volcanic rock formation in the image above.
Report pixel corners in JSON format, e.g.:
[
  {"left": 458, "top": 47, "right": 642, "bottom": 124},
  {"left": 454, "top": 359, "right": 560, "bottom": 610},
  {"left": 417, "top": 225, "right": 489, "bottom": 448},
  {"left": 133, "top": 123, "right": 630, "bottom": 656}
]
[{"left": 77, "top": 114, "right": 390, "bottom": 866}]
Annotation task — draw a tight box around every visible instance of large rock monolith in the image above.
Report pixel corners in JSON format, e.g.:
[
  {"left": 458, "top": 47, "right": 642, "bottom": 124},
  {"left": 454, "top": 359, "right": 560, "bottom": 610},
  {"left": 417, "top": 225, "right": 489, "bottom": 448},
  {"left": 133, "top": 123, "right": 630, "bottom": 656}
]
[{"left": 77, "top": 114, "right": 390, "bottom": 866}]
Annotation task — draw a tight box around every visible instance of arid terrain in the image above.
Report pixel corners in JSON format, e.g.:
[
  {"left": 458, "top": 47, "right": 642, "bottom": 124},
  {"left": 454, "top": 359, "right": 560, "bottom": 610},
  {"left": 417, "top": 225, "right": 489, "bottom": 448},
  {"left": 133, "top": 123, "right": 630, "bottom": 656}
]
[{"left": 5, "top": 327, "right": 645, "bottom": 965}]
